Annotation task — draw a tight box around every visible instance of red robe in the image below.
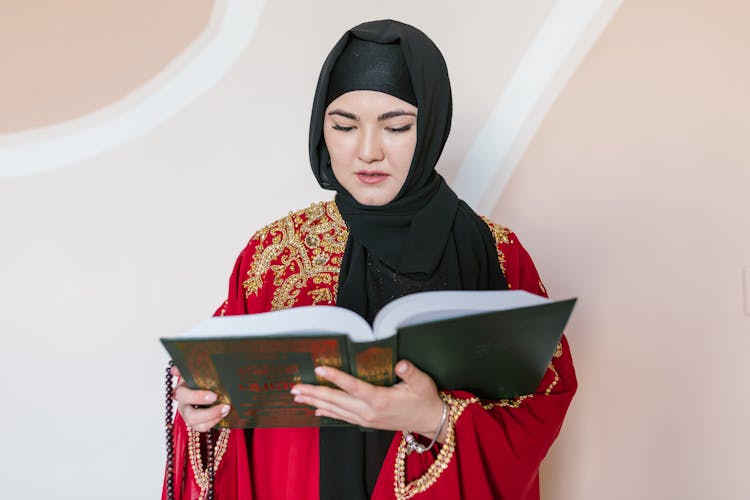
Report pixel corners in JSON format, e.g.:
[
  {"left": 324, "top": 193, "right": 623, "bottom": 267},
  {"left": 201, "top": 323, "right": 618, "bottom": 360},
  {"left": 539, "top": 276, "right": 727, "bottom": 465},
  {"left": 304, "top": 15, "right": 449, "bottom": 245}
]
[{"left": 163, "top": 200, "right": 576, "bottom": 500}]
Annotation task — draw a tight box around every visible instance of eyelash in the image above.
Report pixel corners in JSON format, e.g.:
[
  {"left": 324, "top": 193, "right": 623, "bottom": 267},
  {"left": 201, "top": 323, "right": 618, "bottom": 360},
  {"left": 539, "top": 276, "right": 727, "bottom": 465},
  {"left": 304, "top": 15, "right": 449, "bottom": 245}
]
[
  {"left": 388, "top": 125, "right": 412, "bottom": 134},
  {"left": 331, "top": 124, "right": 413, "bottom": 134},
  {"left": 332, "top": 124, "right": 354, "bottom": 132}
]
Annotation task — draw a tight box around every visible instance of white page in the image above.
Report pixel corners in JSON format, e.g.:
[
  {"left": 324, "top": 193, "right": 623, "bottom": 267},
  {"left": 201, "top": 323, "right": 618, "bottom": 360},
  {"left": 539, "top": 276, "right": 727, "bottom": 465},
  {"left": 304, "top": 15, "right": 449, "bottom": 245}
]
[
  {"left": 372, "top": 290, "right": 551, "bottom": 340},
  {"left": 174, "top": 305, "right": 374, "bottom": 342}
]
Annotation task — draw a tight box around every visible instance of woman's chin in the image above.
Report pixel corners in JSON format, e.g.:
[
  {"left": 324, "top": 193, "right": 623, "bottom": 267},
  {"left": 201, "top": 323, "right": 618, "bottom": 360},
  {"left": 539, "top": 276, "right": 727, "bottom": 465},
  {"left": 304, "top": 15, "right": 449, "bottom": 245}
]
[{"left": 351, "top": 190, "right": 397, "bottom": 207}]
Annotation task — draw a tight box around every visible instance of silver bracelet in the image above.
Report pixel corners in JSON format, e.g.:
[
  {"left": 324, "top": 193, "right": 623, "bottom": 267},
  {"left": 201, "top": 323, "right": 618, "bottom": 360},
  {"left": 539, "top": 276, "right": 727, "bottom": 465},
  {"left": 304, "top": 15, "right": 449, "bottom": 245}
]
[{"left": 402, "top": 401, "right": 448, "bottom": 454}]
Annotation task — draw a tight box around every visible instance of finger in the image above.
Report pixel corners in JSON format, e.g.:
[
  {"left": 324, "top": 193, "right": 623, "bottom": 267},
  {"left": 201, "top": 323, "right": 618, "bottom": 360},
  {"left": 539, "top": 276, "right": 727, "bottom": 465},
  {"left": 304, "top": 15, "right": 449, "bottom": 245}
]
[
  {"left": 189, "top": 419, "right": 223, "bottom": 433},
  {"left": 170, "top": 365, "right": 181, "bottom": 378},
  {"left": 314, "top": 408, "right": 359, "bottom": 426},
  {"left": 305, "top": 401, "right": 363, "bottom": 425},
  {"left": 293, "top": 384, "right": 365, "bottom": 415},
  {"left": 180, "top": 403, "right": 231, "bottom": 431},
  {"left": 174, "top": 383, "right": 218, "bottom": 405},
  {"left": 314, "top": 366, "right": 374, "bottom": 398},
  {"left": 395, "top": 360, "right": 432, "bottom": 390},
  {"left": 292, "top": 383, "right": 374, "bottom": 422}
]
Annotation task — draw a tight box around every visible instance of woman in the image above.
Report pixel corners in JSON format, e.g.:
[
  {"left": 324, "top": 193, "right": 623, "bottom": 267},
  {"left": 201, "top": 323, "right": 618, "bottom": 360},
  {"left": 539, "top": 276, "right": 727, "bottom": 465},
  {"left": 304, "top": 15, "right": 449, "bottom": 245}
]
[{"left": 164, "top": 19, "right": 576, "bottom": 500}]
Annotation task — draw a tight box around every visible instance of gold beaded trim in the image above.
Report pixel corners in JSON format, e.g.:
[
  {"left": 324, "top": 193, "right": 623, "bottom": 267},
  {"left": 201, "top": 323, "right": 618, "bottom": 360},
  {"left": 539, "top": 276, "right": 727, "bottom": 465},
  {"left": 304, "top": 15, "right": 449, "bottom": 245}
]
[
  {"left": 391, "top": 360, "right": 562, "bottom": 498},
  {"left": 392, "top": 342, "right": 565, "bottom": 498},
  {"left": 394, "top": 393, "right": 478, "bottom": 500},
  {"left": 481, "top": 394, "right": 532, "bottom": 410},
  {"left": 480, "top": 357, "right": 561, "bottom": 410},
  {"left": 544, "top": 361, "right": 560, "bottom": 395},
  {"left": 480, "top": 216, "right": 511, "bottom": 275},
  {"left": 188, "top": 428, "right": 231, "bottom": 498}
]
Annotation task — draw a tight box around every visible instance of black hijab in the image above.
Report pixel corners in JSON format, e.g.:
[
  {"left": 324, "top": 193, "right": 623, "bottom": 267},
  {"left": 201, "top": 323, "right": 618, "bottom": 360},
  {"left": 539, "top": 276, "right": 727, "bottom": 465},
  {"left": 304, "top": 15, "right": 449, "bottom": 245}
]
[{"left": 308, "top": 20, "right": 507, "bottom": 499}]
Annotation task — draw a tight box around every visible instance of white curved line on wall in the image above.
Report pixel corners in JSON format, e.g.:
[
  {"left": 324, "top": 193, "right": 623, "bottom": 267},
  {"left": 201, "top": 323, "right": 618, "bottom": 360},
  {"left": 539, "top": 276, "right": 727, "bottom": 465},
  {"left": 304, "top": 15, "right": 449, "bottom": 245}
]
[
  {"left": 452, "top": 0, "right": 623, "bottom": 213},
  {"left": 0, "top": 0, "right": 267, "bottom": 178}
]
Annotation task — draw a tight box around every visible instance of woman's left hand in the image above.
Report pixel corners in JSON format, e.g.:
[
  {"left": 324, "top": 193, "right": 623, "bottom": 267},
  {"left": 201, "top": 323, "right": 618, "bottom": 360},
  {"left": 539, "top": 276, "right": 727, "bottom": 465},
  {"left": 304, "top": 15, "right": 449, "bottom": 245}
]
[{"left": 291, "top": 360, "right": 447, "bottom": 442}]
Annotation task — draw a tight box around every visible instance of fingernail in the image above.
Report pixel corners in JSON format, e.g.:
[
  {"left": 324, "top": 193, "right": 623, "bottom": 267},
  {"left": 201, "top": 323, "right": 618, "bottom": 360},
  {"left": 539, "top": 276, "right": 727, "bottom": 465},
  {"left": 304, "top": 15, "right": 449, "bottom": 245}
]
[
  {"left": 221, "top": 405, "right": 231, "bottom": 416},
  {"left": 294, "top": 396, "right": 304, "bottom": 403},
  {"left": 314, "top": 366, "right": 327, "bottom": 377},
  {"left": 290, "top": 388, "right": 300, "bottom": 395},
  {"left": 396, "top": 362, "right": 408, "bottom": 375},
  {"left": 205, "top": 393, "right": 217, "bottom": 403}
]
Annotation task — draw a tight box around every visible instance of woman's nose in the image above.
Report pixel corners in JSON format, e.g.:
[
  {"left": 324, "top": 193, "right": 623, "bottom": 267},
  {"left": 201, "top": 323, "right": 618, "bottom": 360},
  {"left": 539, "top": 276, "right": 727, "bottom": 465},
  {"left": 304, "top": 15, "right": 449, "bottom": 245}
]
[{"left": 357, "top": 128, "right": 385, "bottom": 163}]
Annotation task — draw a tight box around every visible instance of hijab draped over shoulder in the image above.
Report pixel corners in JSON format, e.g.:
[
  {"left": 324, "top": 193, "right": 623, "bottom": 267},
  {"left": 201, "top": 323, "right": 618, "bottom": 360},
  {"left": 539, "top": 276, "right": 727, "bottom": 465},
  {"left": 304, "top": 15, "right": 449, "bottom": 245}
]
[{"left": 307, "top": 19, "right": 507, "bottom": 499}]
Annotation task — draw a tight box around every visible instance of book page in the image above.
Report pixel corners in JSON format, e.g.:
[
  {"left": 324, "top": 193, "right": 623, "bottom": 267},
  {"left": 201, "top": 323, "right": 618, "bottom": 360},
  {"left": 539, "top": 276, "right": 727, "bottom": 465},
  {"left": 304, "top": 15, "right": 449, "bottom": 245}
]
[
  {"left": 175, "top": 305, "right": 375, "bottom": 342},
  {"left": 372, "top": 290, "right": 551, "bottom": 340}
]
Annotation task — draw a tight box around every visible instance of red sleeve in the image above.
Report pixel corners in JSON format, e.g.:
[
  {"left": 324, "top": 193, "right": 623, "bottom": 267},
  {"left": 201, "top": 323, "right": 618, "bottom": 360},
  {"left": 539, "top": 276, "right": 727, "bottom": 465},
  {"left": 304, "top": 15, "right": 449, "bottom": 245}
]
[
  {"left": 373, "top": 231, "right": 577, "bottom": 500},
  {"left": 163, "top": 202, "right": 345, "bottom": 500},
  {"left": 162, "top": 232, "right": 268, "bottom": 500}
]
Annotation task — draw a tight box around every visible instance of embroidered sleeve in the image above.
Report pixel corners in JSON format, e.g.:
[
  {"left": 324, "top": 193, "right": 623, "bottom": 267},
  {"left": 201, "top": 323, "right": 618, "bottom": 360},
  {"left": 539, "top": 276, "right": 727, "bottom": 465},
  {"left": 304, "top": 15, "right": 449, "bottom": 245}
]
[
  {"left": 481, "top": 216, "right": 511, "bottom": 277},
  {"left": 241, "top": 201, "right": 347, "bottom": 311},
  {"left": 184, "top": 201, "right": 348, "bottom": 494},
  {"left": 391, "top": 221, "right": 576, "bottom": 499}
]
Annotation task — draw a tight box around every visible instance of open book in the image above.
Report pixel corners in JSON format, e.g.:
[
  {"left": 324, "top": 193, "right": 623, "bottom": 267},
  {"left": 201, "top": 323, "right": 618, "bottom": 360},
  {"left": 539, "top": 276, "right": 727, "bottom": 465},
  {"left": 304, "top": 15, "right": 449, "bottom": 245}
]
[{"left": 161, "top": 290, "right": 576, "bottom": 428}]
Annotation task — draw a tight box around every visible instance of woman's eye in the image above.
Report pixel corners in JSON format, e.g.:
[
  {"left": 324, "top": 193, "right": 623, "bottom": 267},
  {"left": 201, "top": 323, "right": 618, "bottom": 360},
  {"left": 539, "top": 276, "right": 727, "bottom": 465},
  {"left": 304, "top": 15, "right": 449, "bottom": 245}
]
[
  {"left": 387, "top": 124, "right": 413, "bottom": 134},
  {"left": 332, "top": 124, "right": 354, "bottom": 132}
]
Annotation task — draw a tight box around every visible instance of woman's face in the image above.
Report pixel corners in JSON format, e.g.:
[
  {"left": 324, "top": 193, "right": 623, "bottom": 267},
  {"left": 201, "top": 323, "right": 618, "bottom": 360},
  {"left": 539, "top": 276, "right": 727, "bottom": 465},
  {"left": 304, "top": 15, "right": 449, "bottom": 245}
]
[{"left": 324, "top": 90, "right": 417, "bottom": 206}]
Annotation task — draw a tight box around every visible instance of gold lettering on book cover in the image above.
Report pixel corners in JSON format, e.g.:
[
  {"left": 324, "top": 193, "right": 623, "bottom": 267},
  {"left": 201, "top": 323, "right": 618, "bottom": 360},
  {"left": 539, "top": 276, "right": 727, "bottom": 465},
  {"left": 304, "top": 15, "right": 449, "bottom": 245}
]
[
  {"left": 182, "top": 337, "right": 345, "bottom": 428},
  {"left": 242, "top": 201, "right": 349, "bottom": 310},
  {"left": 355, "top": 346, "right": 394, "bottom": 385},
  {"left": 183, "top": 347, "right": 227, "bottom": 403}
]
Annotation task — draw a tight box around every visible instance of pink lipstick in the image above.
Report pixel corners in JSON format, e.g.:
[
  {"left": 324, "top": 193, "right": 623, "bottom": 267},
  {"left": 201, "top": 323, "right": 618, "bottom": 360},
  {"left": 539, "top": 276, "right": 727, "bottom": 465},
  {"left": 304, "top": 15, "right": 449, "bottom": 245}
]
[{"left": 355, "top": 170, "right": 389, "bottom": 185}]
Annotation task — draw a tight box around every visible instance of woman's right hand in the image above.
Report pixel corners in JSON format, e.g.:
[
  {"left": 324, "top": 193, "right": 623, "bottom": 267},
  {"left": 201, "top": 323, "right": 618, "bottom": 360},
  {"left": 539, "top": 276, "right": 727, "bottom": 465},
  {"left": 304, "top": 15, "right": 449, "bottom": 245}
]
[{"left": 171, "top": 366, "right": 231, "bottom": 432}]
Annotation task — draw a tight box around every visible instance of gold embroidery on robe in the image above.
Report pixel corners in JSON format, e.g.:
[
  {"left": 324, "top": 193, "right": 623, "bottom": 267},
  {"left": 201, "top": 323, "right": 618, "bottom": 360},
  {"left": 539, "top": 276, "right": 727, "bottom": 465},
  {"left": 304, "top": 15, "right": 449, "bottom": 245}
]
[
  {"left": 481, "top": 216, "right": 511, "bottom": 275},
  {"left": 242, "top": 201, "right": 349, "bottom": 310}
]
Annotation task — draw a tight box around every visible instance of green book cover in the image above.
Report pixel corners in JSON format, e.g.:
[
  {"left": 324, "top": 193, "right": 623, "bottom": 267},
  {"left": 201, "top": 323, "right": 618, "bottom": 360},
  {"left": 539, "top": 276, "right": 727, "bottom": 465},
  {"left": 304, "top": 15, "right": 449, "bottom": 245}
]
[
  {"left": 397, "top": 300, "right": 575, "bottom": 399},
  {"left": 161, "top": 290, "right": 575, "bottom": 428}
]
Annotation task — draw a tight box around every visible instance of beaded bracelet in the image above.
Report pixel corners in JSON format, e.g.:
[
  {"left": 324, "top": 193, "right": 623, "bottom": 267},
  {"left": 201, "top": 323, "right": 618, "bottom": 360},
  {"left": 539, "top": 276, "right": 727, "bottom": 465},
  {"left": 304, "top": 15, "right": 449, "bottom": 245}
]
[{"left": 402, "top": 401, "right": 448, "bottom": 454}]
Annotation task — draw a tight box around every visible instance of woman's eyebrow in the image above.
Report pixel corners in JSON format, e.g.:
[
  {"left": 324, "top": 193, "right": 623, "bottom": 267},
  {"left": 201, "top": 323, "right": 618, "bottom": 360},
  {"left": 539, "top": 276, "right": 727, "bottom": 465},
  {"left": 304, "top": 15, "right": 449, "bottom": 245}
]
[
  {"left": 327, "top": 109, "right": 417, "bottom": 121},
  {"left": 378, "top": 110, "right": 417, "bottom": 120},
  {"left": 328, "top": 110, "right": 357, "bottom": 120}
]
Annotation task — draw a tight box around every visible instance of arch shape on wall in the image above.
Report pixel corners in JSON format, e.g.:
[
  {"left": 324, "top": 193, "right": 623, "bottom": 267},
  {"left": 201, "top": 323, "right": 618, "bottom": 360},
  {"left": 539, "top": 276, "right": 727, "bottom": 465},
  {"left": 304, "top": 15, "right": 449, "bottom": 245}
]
[
  {"left": 452, "top": 0, "right": 623, "bottom": 213},
  {"left": 0, "top": 0, "right": 267, "bottom": 178},
  {"left": 0, "top": 0, "right": 621, "bottom": 194}
]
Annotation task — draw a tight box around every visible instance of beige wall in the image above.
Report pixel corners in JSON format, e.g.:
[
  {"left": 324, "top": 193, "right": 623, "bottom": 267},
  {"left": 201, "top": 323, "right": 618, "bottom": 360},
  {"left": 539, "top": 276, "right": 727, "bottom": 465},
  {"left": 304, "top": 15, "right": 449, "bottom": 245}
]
[
  {"left": 0, "top": 0, "right": 213, "bottom": 133},
  {"left": 0, "top": 1, "right": 558, "bottom": 498},
  {"left": 494, "top": 0, "right": 750, "bottom": 498},
  {"left": 1, "top": 0, "right": 747, "bottom": 498}
]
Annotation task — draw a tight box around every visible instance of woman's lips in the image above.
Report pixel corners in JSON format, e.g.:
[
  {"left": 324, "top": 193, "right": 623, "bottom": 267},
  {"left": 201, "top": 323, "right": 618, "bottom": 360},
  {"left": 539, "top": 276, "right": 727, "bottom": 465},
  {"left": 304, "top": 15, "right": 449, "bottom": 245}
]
[{"left": 355, "top": 171, "right": 389, "bottom": 185}]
